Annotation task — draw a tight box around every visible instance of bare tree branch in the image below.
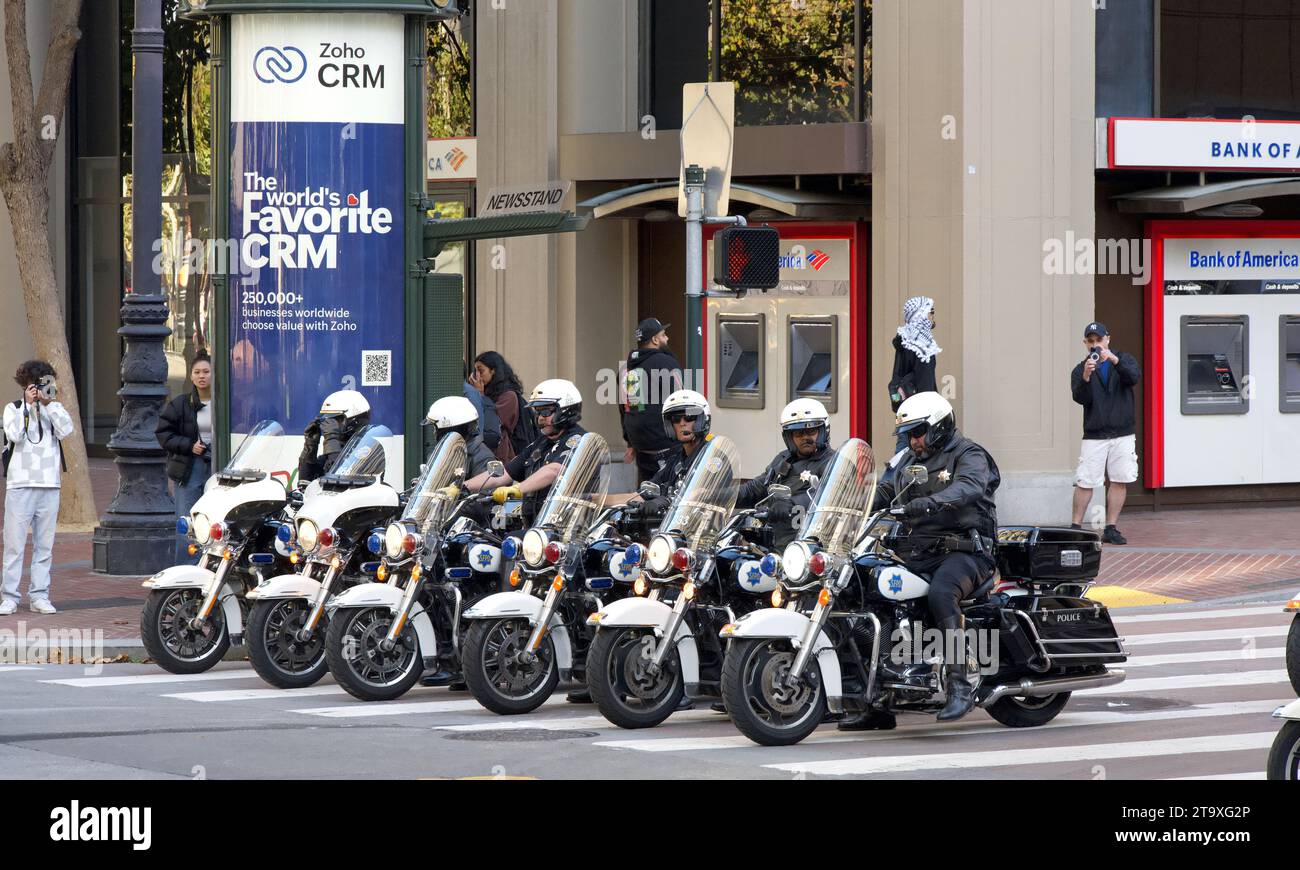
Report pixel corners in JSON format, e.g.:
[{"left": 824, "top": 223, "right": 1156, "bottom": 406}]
[
  {"left": 2, "top": 0, "right": 37, "bottom": 165},
  {"left": 34, "top": 0, "right": 82, "bottom": 169}
]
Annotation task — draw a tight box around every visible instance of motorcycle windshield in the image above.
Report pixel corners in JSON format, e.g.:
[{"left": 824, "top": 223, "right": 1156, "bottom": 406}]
[
  {"left": 402, "top": 432, "right": 468, "bottom": 536},
  {"left": 532, "top": 432, "right": 611, "bottom": 542},
  {"left": 322, "top": 424, "right": 392, "bottom": 484},
  {"left": 801, "top": 437, "right": 875, "bottom": 556},
  {"left": 224, "top": 420, "right": 286, "bottom": 477},
  {"left": 658, "top": 436, "right": 740, "bottom": 552}
]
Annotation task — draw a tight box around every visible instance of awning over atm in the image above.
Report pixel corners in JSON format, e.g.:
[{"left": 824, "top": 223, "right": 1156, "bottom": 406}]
[
  {"left": 1114, "top": 176, "right": 1300, "bottom": 214},
  {"left": 577, "top": 182, "right": 869, "bottom": 221}
]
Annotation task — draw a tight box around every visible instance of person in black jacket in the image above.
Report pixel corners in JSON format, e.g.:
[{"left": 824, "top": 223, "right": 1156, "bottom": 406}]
[
  {"left": 863, "top": 391, "right": 1000, "bottom": 729},
  {"left": 156, "top": 353, "right": 214, "bottom": 563},
  {"left": 735, "top": 399, "right": 835, "bottom": 550},
  {"left": 888, "top": 296, "right": 942, "bottom": 454},
  {"left": 620, "top": 318, "right": 683, "bottom": 484},
  {"left": 297, "top": 390, "right": 372, "bottom": 485},
  {"left": 1069, "top": 322, "right": 1141, "bottom": 545}
]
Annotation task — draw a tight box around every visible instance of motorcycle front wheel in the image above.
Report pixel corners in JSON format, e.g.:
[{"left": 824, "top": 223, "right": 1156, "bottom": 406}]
[
  {"left": 1266, "top": 721, "right": 1300, "bottom": 780},
  {"left": 324, "top": 607, "right": 422, "bottom": 701},
  {"left": 140, "top": 588, "right": 230, "bottom": 674},
  {"left": 247, "top": 599, "right": 328, "bottom": 689},
  {"left": 721, "top": 637, "right": 825, "bottom": 746},
  {"left": 1286, "top": 614, "right": 1299, "bottom": 696},
  {"left": 587, "top": 626, "right": 684, "bottom": 729},
  {"left": 463, "top": 618, "right": 558, "bottom": 715}
]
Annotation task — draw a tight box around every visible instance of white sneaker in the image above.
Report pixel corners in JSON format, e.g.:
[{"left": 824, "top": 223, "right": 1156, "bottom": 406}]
[
  {"left": 0, "top": 599, "right": 16, "bottom": 616},
  {"left": 29, "top": 599, "right": 56, "bottom": 615}
]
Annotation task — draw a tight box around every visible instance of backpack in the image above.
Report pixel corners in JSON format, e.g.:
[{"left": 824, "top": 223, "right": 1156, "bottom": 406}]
[{"left": 507, "top": 387, "right": 541, "bottom": 456}]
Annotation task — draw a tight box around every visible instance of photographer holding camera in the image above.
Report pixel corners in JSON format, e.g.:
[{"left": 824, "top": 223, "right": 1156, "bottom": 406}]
[
  {"left": 1070, "top": 322, "right": 1141, "bottom": 544},
  {"left": 157, "top": 353, "right": 214, "bottom": 563},
  {"left": 2, "top": 360, "right": 73, "bottom": 615}
]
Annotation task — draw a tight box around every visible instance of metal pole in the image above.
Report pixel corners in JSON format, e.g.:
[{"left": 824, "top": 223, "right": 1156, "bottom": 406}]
[
  {"left": 93, "top": 0, "right": 175, "bottom": 575},
  {"left": 684, "top": 164, "right": 705, "bottom": 378}
]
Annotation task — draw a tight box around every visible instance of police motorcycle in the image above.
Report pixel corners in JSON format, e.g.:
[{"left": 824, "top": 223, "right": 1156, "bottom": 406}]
[
  {"left": 460, "top": 432, "right": 630, "bottom": 714},
  {"left": 322, "top": 430, "right": 506, "bottom": 701},
  {"left": 719, "top": 437, "right": 1129, "bottom": 746},
  {"left": 243, "top": 424, "right": 399, "bottom": 688},
  {"left": 585, "top": 434, "right": 783, "bottom": 729},
  {"left": 1285, "top": 588, "right": 1299, "bottom": 695},
  {"left": 1269, "top": 698, "right": 1300, "bottom": 780},
  {"left": 141, "top": 421, "right": 296, "bottom": 674}
]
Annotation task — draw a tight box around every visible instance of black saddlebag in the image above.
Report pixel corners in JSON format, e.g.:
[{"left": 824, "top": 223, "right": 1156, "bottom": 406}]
[
  {"left": 1008, "top": 595, "right": 1126, "bottom": 667},
  {"left": 995, "top": 526, "right": 1101, "bottom": 584}
]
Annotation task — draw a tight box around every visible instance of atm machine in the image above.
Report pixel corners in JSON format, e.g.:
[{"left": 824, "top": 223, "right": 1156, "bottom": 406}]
[
  {"left": 1146, "top": 224, "right": 1300, "bottom": 487},
  {"left": 703, "top": 223, "right": 867, "bottom": 477}
]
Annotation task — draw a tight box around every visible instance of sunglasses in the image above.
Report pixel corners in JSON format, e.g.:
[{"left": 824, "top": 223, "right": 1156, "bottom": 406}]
[
  {"left": 533, "top": 404, "right": 559, "bottom": 418},
  {"left": 899, "top": 421, "right": 930, "bottom": 438},
  {"left": 666, "top": 412, "right": 701, "bottom": 424}
]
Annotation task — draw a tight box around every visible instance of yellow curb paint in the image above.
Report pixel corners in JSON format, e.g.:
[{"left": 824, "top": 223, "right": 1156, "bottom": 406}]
[{"left": 1086, "top": 586, "right": 1191, "bottom": 608}]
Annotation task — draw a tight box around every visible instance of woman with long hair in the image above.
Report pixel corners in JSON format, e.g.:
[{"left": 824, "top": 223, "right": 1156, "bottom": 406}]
[{"left": 471, "top": 351, "right": 531, "bottom": 462}]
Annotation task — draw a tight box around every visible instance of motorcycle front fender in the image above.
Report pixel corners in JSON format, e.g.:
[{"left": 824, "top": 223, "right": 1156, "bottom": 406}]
[
  {"left": 1275, "top": 698, "right": 1300, "bottom": 721},
  {"left": 245, "top": 572, "right": 321, "bottom": 602},
  {"left": 143, "top": 565, "right": 213, "bottom": 590},
  {"left": 591, "top": 597, "right": 699, "bottom": 687},
  {"left": 722, "top": 607, "right": 842, "bottom": 711},
  {"left": 462, "top": 591, "right": 573, "bottom": 674}
]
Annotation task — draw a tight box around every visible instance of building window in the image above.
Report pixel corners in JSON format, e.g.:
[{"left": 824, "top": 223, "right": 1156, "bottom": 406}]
[
  {"left": 644, "top": 0, "right": 870, "bottom": 129},
  {"left": 1160, "top": 0, "right": 1300, "bottom": 120}
]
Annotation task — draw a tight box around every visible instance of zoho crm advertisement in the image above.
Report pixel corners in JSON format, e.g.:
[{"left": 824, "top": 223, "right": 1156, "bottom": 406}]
[{"left": 228, "top": 13, "right": 405, "bottom": 438}]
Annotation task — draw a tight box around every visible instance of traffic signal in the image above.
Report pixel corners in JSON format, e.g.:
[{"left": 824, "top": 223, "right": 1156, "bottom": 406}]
[{"left": 714, "top": 226, "right": 780, "bottom": 291}]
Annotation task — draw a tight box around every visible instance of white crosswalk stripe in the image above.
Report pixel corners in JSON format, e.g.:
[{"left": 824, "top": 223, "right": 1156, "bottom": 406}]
[
  {"left": 1122, "top": 625, "right": 1290, "bottom": 646},
  {"left": 1124, "top": 648, "right": 1284, "bottom": 668},
  {"left": 1092, "top": 668, "right": 1288, "bottom": 694},
  {"left": 164, "top": 685, "right": 348, "bottom": 702},
  {"left": 1112, "top": 605, "right": 1286, "bottom": 624},
  {"left": 43, "top": 668, "right": 263, "bottom": 688},
  {"left": 291, "top": 696, "right": 569, "bottom": 718}
]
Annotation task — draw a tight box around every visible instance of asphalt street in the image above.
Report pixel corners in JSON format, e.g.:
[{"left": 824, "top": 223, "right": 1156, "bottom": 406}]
[{"left": 1, "top": 601, "right": 1294, "bottom": 780}]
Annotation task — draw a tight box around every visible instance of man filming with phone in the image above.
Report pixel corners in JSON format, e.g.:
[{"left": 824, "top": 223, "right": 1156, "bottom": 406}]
[
  {"left": 2, "top": 360, "right": 73, "bottom": 615},
  {"left": 1070, "top": 322, "right": 1141, "bottom": 545}
]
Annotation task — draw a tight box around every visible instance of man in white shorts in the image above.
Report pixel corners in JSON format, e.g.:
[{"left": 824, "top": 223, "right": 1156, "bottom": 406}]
[{"left": 1069, "top": 322, "right": 1141, "bottom": 544}]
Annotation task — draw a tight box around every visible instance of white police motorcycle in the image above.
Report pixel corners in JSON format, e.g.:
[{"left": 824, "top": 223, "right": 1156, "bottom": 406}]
[
  {"left": 1269, "top": 698, "right": 1300, "bottom": 780},
  {"left": 244, "top": 424, "right": 399, "bottom": 688},
  {"left": 1285, "top": 589, "right": 1299, "bottom": 695},
  {"left": 141, "top": 421, "right": 294, "bottom": 673}
]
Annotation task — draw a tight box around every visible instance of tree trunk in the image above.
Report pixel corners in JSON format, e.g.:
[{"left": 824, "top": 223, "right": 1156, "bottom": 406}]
[{"left": 1, "top": 178, "right": 98, "bottom": 528}]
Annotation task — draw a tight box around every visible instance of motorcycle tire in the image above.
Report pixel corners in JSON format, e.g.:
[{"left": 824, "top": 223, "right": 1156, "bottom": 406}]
[
  {"left": 324, "top": 606, "right": 423, "bottom": 702},
  {"left": 247, "top": 599, "right": 328, "bottom": 689},
  {"left": 984, "top": 691, "right": 1071, "bottom": 727},
  {"left": 140, "top": 588, "right": 230, "bottom": 674},
  {"left": 721, "top": 637, "right": 826, "bottom": 747},
  {"left": 463, "top": 617, "right": 559, "bottom": 715},
  {"left": 1286, "top": 615, "right": 1300, "bottom": 696},
  {"left": 1266, "top": 721, "right": 1300, "bottom": 781},
  {"left": 587, "top": 626, "right": 685, "bottom": 729}
]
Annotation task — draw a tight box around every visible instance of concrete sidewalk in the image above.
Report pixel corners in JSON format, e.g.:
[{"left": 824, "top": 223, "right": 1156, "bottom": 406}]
[{"left": 1, "top": 459, "right": 1297, "bottom": 659}]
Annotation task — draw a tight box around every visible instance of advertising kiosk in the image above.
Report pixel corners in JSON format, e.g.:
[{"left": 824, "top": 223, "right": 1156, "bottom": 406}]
[
  {"left": 1146, "top": 221, "right": 1300, "bottom": 488},
  {"left": 703, "top": 222, "right": 868, "bottom": 476}
]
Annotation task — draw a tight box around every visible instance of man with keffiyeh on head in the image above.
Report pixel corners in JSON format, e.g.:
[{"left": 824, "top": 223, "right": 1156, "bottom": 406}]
[{"left": 889, "top": 296, "right": 942, "bottom": 454}]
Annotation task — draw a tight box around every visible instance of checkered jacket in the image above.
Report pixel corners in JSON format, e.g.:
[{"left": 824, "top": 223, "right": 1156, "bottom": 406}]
[{"left": 3, "top": 400, "right": 73, "bottom": 488}]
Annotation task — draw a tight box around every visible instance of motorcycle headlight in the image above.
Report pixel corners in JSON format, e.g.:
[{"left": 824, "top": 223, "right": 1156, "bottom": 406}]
[
  {"left": 384, "top": 523, "right": 406, "bottom": 559},
  {"left": 647, "top": 534, "right": 675, "bottom": 574},
  {"left": 782, "top": 541, "right": 812, "bottom": 581},
  {"left": 522, "top": 528, "right": 548, "bottom": 567},
  {"left": 192, "top": 513, "right": 211, "bottom": 544},
  {"left": 297, "top": 518, "right": 320, "bottom": 552}
]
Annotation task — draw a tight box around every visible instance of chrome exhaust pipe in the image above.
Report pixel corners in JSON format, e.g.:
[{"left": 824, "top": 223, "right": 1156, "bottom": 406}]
[{"left": 979, "top": 669, "right": 1126, "bottom": 706}]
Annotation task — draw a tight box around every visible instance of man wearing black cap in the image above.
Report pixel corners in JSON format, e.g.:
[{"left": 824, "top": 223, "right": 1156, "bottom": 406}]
[
  {"left": 620, "top": 317, "right": 683, "bottom": 484},
  {"left": 1070, "top": 321, "right": 1141, "bottom": 544}
]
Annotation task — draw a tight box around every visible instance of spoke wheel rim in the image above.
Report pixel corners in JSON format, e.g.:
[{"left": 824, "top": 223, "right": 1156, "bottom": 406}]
[
  {"left": 741, "top": 641, "right": 820, "bottom": 729},
  {"left": 158, "top": 589, "right": 223, "bottom": 661},
  {"left": 263, "top": 600, "right": 323, "bottom": 674},
  {"left": 341, "top": 609, "right": 417, "bottom": 687},
  {"left": 481, "top": 620, "right": 553, "bottom": 699}
]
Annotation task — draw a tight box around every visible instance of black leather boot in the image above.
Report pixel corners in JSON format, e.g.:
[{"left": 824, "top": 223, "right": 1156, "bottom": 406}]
[
  {"left": 837, "top": 710, "right": 897, "bottom": 731},
  {"left": 937, "top": 615, "right": 975, "bottom": 722}
]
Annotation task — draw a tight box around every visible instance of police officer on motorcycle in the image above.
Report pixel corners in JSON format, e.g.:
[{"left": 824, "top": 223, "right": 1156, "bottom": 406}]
[
  {"left": 298, "top": 390, "right": 372, "bottom": 484},
  {"left": 868, "top": 391, "right": 1000, "bottom": 725},
  {"left": 621, "top": 389, "right": 713, "bottom": 518},
  {"left": 465, "top": 379, "right": 587, "bottom": 515},
  {"left": 735, "top": 398, "right": 836, "bottom": 550},
  {"left": 424, "top": 395, "right": 497, "bottom": 479}
]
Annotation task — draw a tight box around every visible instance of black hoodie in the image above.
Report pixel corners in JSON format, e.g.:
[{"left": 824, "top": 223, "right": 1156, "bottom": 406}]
[{"left": 620, "top": 346, "right": 682, "bottom": 452}]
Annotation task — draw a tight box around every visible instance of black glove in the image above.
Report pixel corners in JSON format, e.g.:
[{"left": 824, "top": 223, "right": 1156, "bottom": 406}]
[
  {"left": 904, "top": 497, "right": 939, "bottom": 519},
  {"left": 641, "top": 496, "right": 670, "bottom": 517},
  {"left": 320, "top": 415, "right": 346, "bottom": 455},
  {"left": 765, "top": 495, "right": 793, "bottom": 524}
]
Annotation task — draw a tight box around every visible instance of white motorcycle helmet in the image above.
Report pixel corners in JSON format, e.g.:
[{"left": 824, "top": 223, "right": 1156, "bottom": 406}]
[
  {"left": 527, "top": 378, "right": 583, "bottom": 427},
  {"left": 780, "top": 398, "right": 830, "bottom": 454},
  {"left": 424, "top": 395, "right": 479, "bottom": 439},
  {"left": 661, "top": 389, "right": 711, "bottom": 441},
  {"left": 318, "top": 389, "right": 371, "bottom": 419},
  {"left": 894, "top": 391, "right": 956, "bottom": 453}
]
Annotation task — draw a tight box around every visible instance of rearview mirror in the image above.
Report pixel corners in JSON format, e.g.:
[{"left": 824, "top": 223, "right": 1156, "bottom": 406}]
[
  {"left": 766, "top": 483, "right": 792, "bottom": 498},
  {"left": 487, "top": 460, "right": 505, "bottom": 478},
  {"left": 905, "top": 464, "right": 929, "bottom": 486},
  {"left": 638, "top": 481, "right": 661, "bottom": 500}
]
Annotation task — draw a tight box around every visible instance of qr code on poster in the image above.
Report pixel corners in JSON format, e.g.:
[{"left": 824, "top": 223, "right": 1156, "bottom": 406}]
[{"left": 361, "top": 350, "right": 391, "bottom": 387}]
